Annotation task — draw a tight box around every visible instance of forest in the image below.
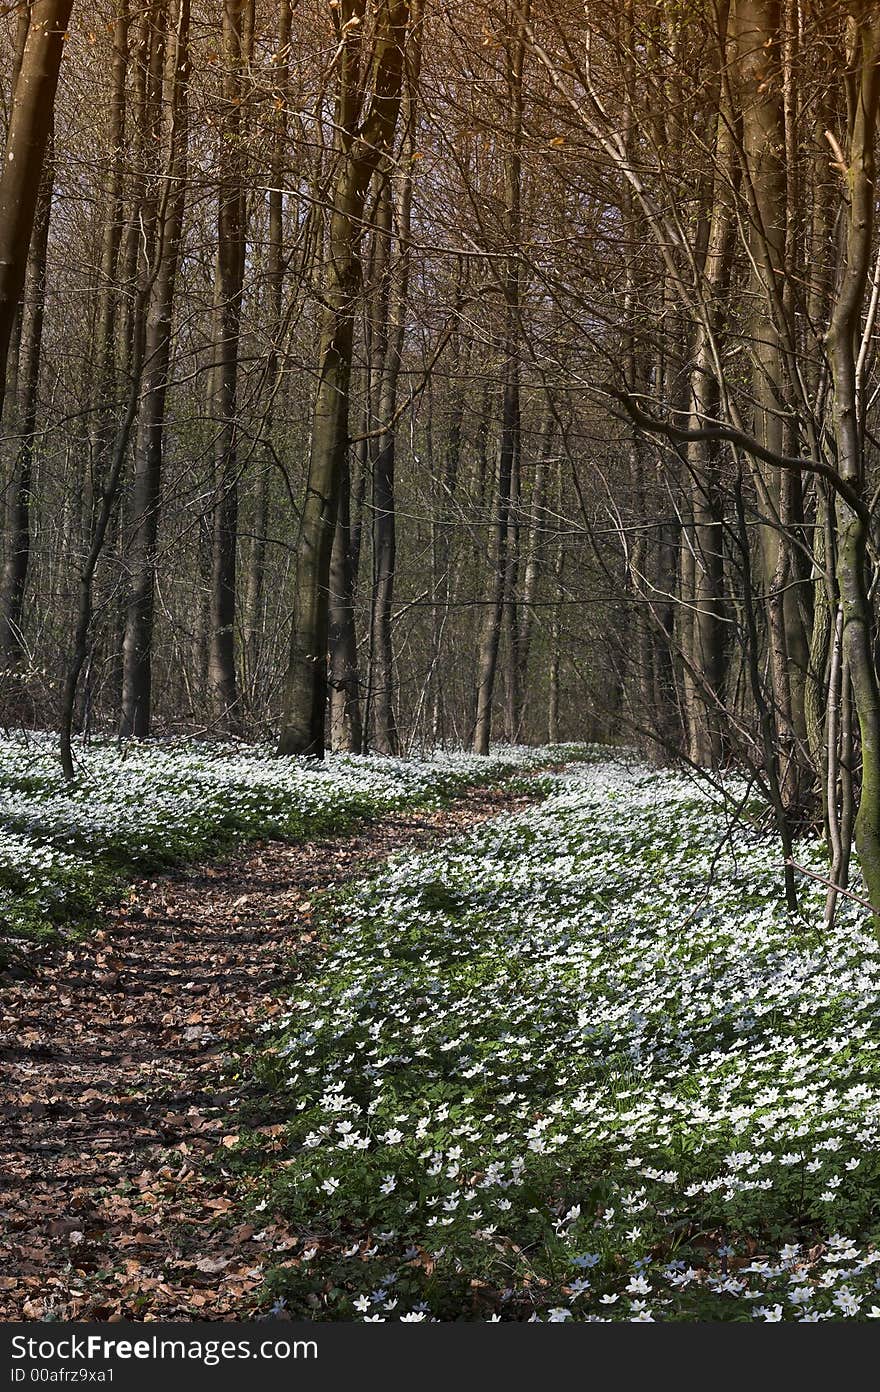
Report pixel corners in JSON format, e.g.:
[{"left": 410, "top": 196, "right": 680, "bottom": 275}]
[{"left": 2, "top": 0, "right": 880, "bottom": 1329}]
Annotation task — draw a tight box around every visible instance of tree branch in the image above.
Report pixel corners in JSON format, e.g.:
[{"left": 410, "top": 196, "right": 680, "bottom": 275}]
[{"left": 600, "top": 385, "right": 870, "bottom": 527}]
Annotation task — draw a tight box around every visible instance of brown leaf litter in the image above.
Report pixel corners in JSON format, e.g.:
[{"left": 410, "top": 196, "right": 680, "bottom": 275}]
[{"left": 0, "top": 781, "right": 542, "bottom": 1321}]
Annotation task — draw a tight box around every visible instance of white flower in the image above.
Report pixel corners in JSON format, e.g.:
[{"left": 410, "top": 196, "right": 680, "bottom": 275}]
[
  {"left": 625, "top": 1275, "right": 651, "bottom": 1296},
  {"left": 833, "top": 1290, "right": 861, "bottom": 1317},
  {"left": 753, "top": 1305, "right": 783, "bottom": 1322}
]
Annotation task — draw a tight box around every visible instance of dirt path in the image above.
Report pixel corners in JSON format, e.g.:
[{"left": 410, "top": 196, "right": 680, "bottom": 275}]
[{"left": 0, "top": 781, "right": 539, "bottom": 1321}]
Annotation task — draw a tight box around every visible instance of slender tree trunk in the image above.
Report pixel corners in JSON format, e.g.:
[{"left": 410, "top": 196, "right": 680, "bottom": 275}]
[
  {"left": 119, "top": 0, "right": 189, "bottom": 738},
  {"left": 803, "top": 93, "right": 837, "bottom": 797},
  {"left": 0, "top": 13, "right": 32, "bottom": 588},
  {"left": 825, "top": 3, "right": 880, "bottom": 923},
  {"left": 547, "top": 458, "right": 564, "bottom": 743},
  {"left": 805, "top": 490, "right": 834, "bottom": 786},
  {"left": 117, "top": 6, "right": 162, "bottom": 372},
  {"left": 684, "top": 14, "right": 736, "bottom": 766},
  {"left": 91, "top": 3, "right": 129, "bottom": 464},
  {"left": 243, "top": 0, "right": 292, "bottom": 711},
  {"left": 278, "top": 0, "right": 410, "bottom": 757},
  {"left": 0, "top": 0, "right": 73, "bottom": 423},
  {"left": 328, "top": 451, "right": 363, "bottom": 750},
  {"left": 207, "top": 0, "right": 249, "bottom": 729},
  {"left": 503, "top": 419, "right": 522, "bottom": 743},
  {"left": 243, "top": 462, "right": 269, "bottom": 698},
  {"left": 515, "top": 416, "right": 552, "bottom": 738},
  {"left": 473, "top": 0, "right": 527, "bottom": 755},
  {"left": 735, "top": 0, "right": 809, "bottom": 805},
  {"left": 329, "top": 392, "right": 366, "bottom": 751},
  {"left": 367, "top": 16, "right": 420, "bottom": 756},
  {"left": 0, "top": 129, "right": 53, "bottom": 663},
  {"left": 95, "top": 5, "right": 131, "bottom": 721},
  {"left": 364, "top": 176, "right": 393, "bottom": 751},
  {"left": 428, "top": 328, "right": 465, "bottom": 743}
]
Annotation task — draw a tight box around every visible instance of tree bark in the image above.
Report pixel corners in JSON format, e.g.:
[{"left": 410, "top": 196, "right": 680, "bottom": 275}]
[
  {"left": 825, "top": 3, "right": 880, "bottom": 923},
  {"left": 734, "top": 0, "right": 809, "bottom": 803},
  {"left": 547, "top": 457, "right": 564, "bottom": 743},
  {"left": 207, "top": 0, "right": 250, "bottom": 730},
  {"left": 119, "top": 0, "right": 190, "bottom": 738},
  {"left": 244, "top": 0, "right": 292, "bottom": 708},
  {"left": 0, "top": 128, "right": 53, "bottom": 664},
  {"left": 367, "top": 19, "right": 420, "bottom": 757},
  {"left": 0, "top": 0, "right": 73, "bottom": 424},
  {"left": 683, "top": 11, "right": 736, "bottom": 766},
  {"left": 514, "top": 416, "right": 552, "bottom": 739},
  {"left": 278, "top": 0, "right": 410, "bottom": 757},
  {"left": 328, "top": 450, "right": 363, "bottom": 751},
  {"left": 473, "top": 0, "right": 527, "bottom": 756}
]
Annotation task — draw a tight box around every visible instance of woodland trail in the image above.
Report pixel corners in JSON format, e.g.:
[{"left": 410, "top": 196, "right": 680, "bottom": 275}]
[{"left": 0, "top": 780, "right": 540, "bottom": 1321}]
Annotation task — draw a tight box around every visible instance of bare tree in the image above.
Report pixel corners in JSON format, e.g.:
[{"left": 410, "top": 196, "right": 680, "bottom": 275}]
[
  {"left": 119, "top": 0, "right": 190, "bottom": 738},
  {"left": 278, "top": 0, "right": 411, "bottom": 757},
  {"left": 473, "top": 0, "right": 528, "bottom": 756}
]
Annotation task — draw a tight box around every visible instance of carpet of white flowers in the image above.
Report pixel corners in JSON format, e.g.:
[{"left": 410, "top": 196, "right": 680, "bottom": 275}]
[
  {"left": 255, "top": 757, "right": 880, "bottom": 1322},
  {"left": 0, "top": 734, "right": 574, "bottom": 947}
]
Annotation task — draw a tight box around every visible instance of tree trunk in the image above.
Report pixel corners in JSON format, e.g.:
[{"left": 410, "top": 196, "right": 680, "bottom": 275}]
[
  {"left": 0, "top": 129, "right": 53, "bottom": 664},
  {"left": 367, "top": 24, "right": 420, "bottom": 756},
  {"left": 514, "top": 416, "right": 552, "bottom": 738},
  {"left": 207, "top": 0, "right": 249, "bottom": 730},
  {"left": 0, "top": 0, "right": 73, "bottom": 423},
  {"left": 547, "top": 458, "right": 564, "bottom": 743},
  {"left": 428, "top": 326, "right": 465, "bottom": 743},
  {"left": 825, "top": 3, "right": 880, "bottom": 923},
  {"left": 278, "top": 0, "right": 410, "bottom": 757},
  {"left": 328, "top": 451, "right": 363, "bottom": 751},
  {"left": 119, "top": 0, "right": 190, "bottom": 738},
  {"left": 473, "top": 1, "right": 527, "bottom": 755},
  {"left": 243, "top": 2, "right": 292, "bottom": 711},
  {"left": 735, "top": 0, "right": 809, "bottom": 804},
  {"left": 117, "top": 6, "right": 164, "bottom": 373},
  {"left": 683, "top": 15, "right": 736, "bottom": 766},
  {"left": 91, "top": 2, "right": 129, "bottom": 468},
  {"left": 503, "top": 417, "right": 522, "bottom": 743}
]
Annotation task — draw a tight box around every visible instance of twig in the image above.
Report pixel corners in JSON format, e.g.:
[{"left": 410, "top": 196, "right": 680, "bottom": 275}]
[{"left": 785, "top": 859, "right": 875, "bottom": 913}]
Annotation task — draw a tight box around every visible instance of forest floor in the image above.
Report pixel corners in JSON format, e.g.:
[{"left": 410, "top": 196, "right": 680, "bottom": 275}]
[
  {"left": 244, "top": 760, "right": 880, "bottom": 1323},
  {"left": 0, "top": 779, "right": 543, "bottom": 1321},
  {"left": 4, "top": 750, "right": 880, "bottom": 1322}
]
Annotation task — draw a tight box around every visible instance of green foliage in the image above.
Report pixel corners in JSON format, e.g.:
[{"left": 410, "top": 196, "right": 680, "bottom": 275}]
[
  {"left": 249, "top": 760, "right": 880, "bottom": 1322},
  {"left": 0, "top": 734, "right": 594, "bottom": 962}
]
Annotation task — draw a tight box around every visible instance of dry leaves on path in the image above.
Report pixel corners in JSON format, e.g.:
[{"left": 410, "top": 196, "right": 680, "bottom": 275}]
[{"left": 0, "top": 783, "right": 539, "bottom": 1321}]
